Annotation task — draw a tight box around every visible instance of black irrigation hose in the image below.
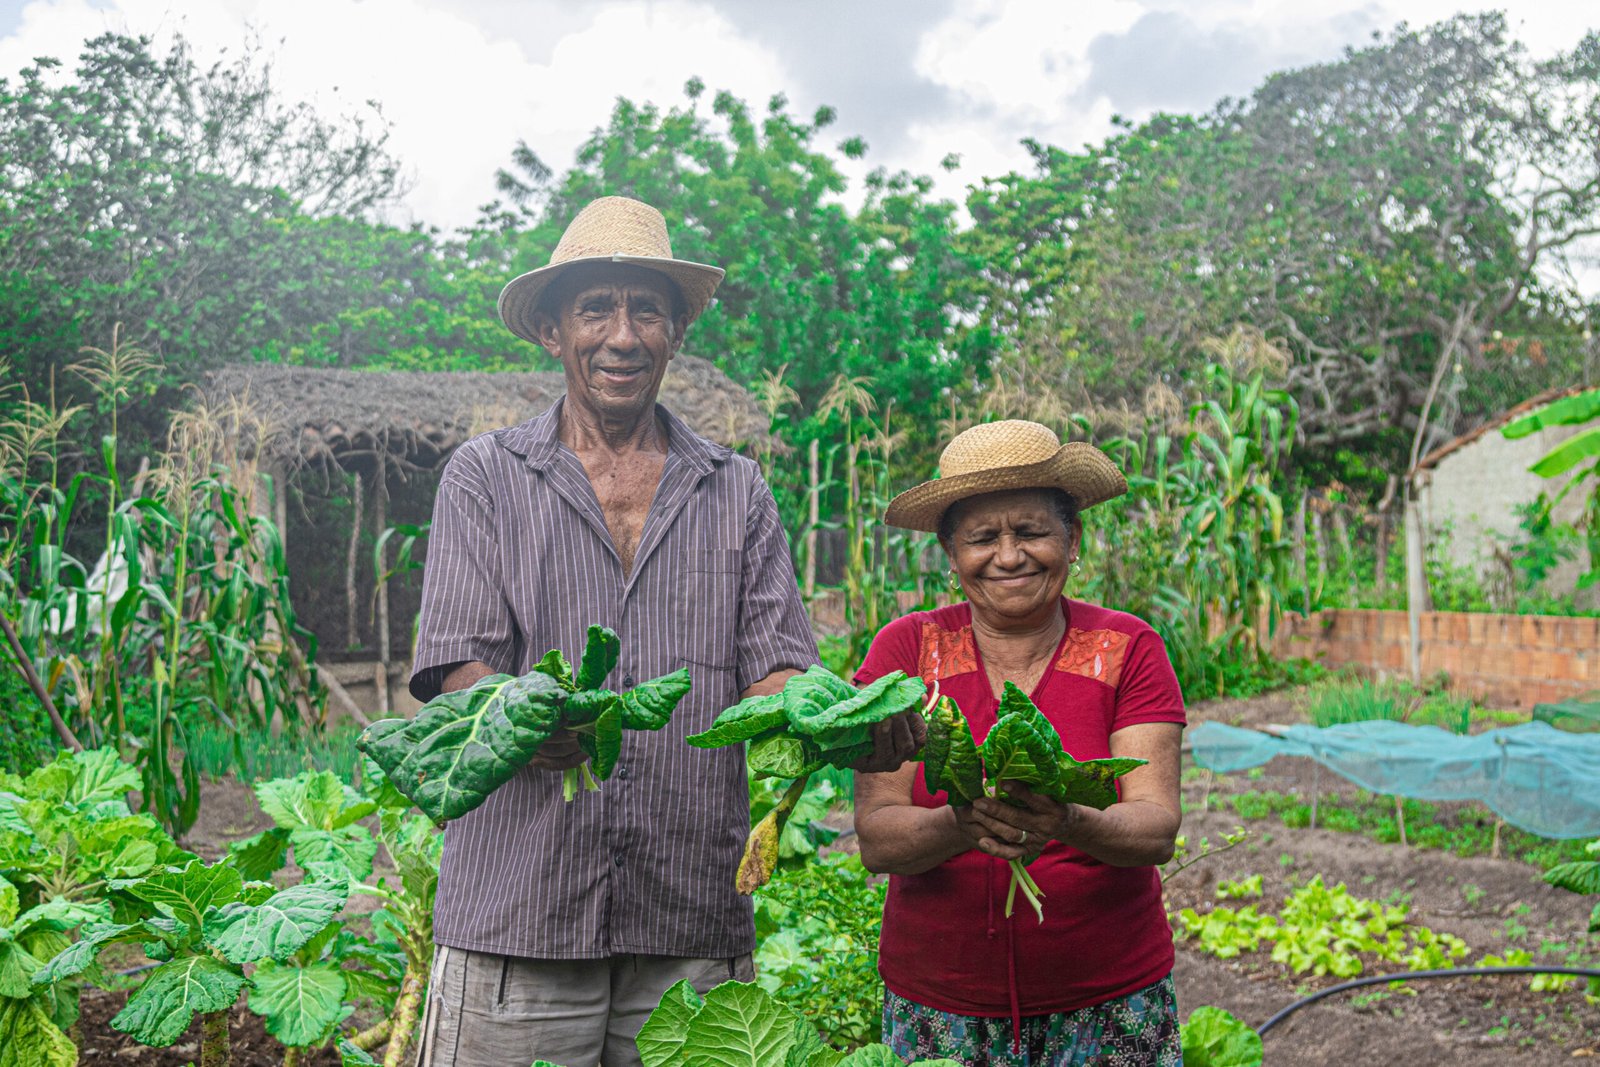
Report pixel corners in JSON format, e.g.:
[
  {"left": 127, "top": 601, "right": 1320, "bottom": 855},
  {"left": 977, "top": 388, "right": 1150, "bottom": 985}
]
[{"left": 1258, "top": 965, "right": 1600, "bottom": 1036}]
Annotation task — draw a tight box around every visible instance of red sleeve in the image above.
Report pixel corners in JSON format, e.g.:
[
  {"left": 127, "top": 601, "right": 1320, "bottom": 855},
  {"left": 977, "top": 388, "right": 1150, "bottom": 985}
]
[
  {"left": 1111, "top": 629, "right": 1187, "bottom": 731},
  {"left": 851, "top": 614, "right": 923, "bottom": 686}
]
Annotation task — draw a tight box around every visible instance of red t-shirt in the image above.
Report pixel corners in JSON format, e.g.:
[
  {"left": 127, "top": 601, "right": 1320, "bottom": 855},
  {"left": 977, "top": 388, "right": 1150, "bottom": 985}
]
[{"left": 854, "top": 598, "right": 1186, "bottom": 1018}]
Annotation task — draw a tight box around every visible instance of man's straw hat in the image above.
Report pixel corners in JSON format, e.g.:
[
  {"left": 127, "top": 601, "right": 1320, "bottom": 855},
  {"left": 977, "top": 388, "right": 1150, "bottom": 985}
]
[
  {"left": 885, "top": 420, "right": 1127, "bottom": 532},
  {"left": 498, "top": 196, "right": 725, "bottom": 344}
]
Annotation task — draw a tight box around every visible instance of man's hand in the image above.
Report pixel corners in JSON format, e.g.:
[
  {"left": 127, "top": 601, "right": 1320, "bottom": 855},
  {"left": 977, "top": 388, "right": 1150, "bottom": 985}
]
[
  {"left": 853, "top": 709, "right": 927, "bottom": 773},
  {"left": 526, "top": 727, "right": 589, "bottom": 771}
]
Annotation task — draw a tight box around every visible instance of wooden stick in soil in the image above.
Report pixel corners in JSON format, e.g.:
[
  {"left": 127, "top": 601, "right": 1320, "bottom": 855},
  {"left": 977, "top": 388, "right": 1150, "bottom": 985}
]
[
  {"left": 0, "top": 610, "right": 82, "bottom": 752},
  {"left": 384, "top": 966, "right": 428, "bottom": 1067},
  {"left": 199, "top": 1010, "right": 230, "bottom": 1067},
  {"left": 1393, "top": 794, "right": 1408, "bottom": 847}
]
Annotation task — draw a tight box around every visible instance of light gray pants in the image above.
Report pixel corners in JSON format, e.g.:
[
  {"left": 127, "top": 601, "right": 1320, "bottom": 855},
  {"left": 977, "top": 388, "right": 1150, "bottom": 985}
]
[{"left": 415, "top": 946, "right": 755, "bottom": 1067}]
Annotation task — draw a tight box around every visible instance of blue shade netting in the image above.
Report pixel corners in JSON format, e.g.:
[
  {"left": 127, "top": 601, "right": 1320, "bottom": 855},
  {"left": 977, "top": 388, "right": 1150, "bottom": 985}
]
[{"left": 1188, "top": 720, "right": 1600, "bottom": 839}]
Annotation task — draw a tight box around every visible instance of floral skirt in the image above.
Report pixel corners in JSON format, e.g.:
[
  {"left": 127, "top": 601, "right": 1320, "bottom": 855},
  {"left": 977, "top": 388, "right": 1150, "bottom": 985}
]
[{"left": 881, "top": 976, "right": 1182, "bottom": 1067}]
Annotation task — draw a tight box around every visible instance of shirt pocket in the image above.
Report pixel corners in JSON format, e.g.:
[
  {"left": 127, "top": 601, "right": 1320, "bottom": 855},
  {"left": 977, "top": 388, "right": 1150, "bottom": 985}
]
[{"left": 675, "top": 547, "right": 742, "bottom": 670}]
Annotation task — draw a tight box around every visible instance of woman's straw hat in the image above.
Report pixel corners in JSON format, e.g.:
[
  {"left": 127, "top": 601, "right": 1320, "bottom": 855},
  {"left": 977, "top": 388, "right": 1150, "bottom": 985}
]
[
  {"left": 498, "top": 196, "right": 725, "bottom": 344},
  {"left": 885, "top": 420, "right": 1127, "bottom": 532}
]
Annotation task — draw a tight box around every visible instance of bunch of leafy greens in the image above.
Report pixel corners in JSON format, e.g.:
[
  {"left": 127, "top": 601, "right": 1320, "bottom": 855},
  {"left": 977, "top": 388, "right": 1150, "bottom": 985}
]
[
  {"left": 687, "top": 665, "right": 927, "bottom": 893},
  {"left": 637, "top": 978, "right": 961, "bottom": 1067},
  {"left": 358, "top": 626, "right": 691, "bottom": 822},
  {"left": 923, "top": 683, "right": 1146, "bottom": 921}
]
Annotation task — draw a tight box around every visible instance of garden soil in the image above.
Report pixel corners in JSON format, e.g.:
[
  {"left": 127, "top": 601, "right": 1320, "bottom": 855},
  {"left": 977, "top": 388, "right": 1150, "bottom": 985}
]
[{"left": 1173, "top": 690, "right": 1600, "bottom": 1064}]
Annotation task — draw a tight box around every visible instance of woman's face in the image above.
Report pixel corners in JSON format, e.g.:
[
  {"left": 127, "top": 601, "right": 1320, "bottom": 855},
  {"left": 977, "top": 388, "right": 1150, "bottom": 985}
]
[{"left": 944, "top": 489, "right": 1080, "bottom": 629}]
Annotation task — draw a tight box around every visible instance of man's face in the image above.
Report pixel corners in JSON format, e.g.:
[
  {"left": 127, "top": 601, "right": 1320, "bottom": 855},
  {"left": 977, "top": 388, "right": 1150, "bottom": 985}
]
[{"left": 533, "top": 264, "right": 688, "bottom": 426}]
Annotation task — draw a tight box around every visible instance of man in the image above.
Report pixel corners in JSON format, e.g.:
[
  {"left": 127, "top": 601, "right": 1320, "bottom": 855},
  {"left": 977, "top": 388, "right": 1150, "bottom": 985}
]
[{"left": 408, "top": 196, "right": 921, "bottom": 1067}]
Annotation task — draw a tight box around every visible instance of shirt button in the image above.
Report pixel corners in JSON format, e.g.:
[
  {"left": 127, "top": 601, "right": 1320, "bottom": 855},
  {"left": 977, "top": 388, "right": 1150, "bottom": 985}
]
[
  {"left": 616, "top": 766, "right": 629, "bottom": 780},
  {"left": 623, "top": 673, "right": 636, "bottom": 688},
  {"left": 613, "top": 853, "right": 625, "bottom": 868}
]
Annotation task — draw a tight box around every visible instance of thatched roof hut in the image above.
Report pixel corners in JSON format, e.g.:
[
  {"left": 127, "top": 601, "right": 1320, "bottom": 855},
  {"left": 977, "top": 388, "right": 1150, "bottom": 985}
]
[{"left": 206, "top": 354, "right": 774, "bottom": 474}]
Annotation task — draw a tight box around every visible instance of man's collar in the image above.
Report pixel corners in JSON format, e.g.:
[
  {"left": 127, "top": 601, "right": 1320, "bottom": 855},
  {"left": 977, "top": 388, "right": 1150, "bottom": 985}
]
[{"left": 493, "top": 396, "right": 730, "bottom": 475}]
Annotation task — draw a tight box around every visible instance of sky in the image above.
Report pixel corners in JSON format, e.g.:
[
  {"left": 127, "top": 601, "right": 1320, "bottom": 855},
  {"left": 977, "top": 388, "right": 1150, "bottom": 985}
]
[{"left": 0, "top": 0, "right": 1596, "bottom": 235}]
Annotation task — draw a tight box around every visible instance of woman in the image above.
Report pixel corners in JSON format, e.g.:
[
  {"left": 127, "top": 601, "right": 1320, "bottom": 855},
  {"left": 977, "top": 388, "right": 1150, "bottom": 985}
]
[{"left": 854, "top": 420, "right": 1186, "bottom": 1067}]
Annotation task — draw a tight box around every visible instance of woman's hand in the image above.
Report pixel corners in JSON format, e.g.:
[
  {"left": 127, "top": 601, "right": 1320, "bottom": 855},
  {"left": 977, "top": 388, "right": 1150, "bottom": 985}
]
[{"left": 955, "top": 782, "right": 1077, "bottom": 862}]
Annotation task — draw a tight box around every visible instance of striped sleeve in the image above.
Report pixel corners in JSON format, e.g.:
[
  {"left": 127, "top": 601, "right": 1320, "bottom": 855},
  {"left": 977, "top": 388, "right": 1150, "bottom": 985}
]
[
  {"left": 408, "top": 450, "right": 519, "bottom": 701},
  {"left": 733, "top": 472, "right": 818, "bottom": 692}
]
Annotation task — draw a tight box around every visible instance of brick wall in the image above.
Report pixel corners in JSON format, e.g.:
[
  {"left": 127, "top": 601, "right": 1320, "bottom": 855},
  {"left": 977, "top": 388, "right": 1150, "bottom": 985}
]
[{"left": 1271, "top": 609, "right": 1600, "bottom": 708}]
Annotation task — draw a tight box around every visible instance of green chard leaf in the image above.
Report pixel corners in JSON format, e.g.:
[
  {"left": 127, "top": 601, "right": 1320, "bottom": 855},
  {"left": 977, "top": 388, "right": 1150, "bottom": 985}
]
[
  {"left": 686, "top": 692, "right": 787, "bottom": 748},
  {"left": 1056, "top": 753, "right": 1147, "bottom": 810},
  {"left": 356, "top": 670, "right": 568, "bottom": 823},
  {"left": 204, "top": 881, "right": 347, "bottom": 964},
  {"left": 564, "top": 688, "right": 618, "bottom": 727},
  {"left": 747, "top": 735, "right": 823, "bottom": 781},
  {"left": 636, "top": 977, "right": 705, "bottom": 1067},
  {"left": 532, "top": 648, "right": 576, "bottom": 691},
  {"left": 618, "top": 668, "right": 693, "bottom": 731},
  {"left": 995, "top": 683, "right": 1064, "bottom": 750},
  {"left": 923, "top": 697, "right": 985, "bottom": 806},
  {"left": 980, "top": 714, "right": 1062, "bottom": 799},
  {"left": 576, "top": 625, "right": 622, "bottom": 690},
  {"left": 112, "top": 955, "right": 246, "bottom": 1047},
  {"left": 578, "top": 701, "right": 624, "bottom": 781}
]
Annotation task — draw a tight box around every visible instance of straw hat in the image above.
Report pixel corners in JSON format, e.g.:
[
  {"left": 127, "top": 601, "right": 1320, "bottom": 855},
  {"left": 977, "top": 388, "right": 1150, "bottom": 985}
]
[
  {"left": 884, "top": 420, "right": 1127, "bottom": 532},
  {"left": 498, "top": 196, "right": 725, "bottom": 345}
]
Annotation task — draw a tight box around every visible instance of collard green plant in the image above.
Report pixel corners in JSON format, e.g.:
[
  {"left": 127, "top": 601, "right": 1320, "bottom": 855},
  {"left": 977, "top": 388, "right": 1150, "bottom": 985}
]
[
  {"left": 637, "top": 978, "right": 960, "bottom": 1067},
  {"left": 34, "top": 856, "right": 347, "bottom": 1066},
  {"left": 923, "top": 685, "right": 1145, "bottom": 921},
  {"left": 226, "top": 769, "right": 379, "bottom": 883},
  {"left": 358, "top": 626, "right": 690, "bottom": 822},
  {"left": 0, "top": 881, "right": 102, "bottom": 1067},
  {"left": 689, "top": 665, "right": 926, "bottom": 893}
]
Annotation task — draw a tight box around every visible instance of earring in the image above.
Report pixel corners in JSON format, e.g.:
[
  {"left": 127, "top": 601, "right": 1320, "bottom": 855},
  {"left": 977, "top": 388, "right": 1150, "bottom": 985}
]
[
  {"left": 1069, "top": 557, "right": 1082, "bottom": 577},
  {"left": 947, "top": 569, "right": 961, "bottom": 592}
]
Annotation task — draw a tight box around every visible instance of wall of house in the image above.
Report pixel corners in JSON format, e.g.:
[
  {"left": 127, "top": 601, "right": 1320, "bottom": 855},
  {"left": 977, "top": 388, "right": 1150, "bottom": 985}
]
[
  {"left": 1417, "top": 420, "right": 1595, "bottom": 609},
  {"left": 1271, "top": 608, "right": 1598, "bottom": 708}
]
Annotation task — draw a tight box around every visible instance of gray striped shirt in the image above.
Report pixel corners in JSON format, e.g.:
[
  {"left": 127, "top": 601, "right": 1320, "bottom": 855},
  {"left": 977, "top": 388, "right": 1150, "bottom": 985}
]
[{"left": 409, "top": 398, "right": 817, "bottom": 960}]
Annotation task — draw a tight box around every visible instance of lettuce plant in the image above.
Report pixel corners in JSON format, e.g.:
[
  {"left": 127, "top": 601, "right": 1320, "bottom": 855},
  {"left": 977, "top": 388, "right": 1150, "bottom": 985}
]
[
  {"left": 34, "top": 857, "right": 347, "bottom": 1067},
  {"left": 637, "top": 978, "right": 960, "bottom": 1067},
  {"left": 688, "top": 665, "right": 927, "bottom": 892},
  {"left": 1180, "top": 1006, "right": 1263, "bottom": 1067},
  {"left": 358, "top": 625, "right": 691, "bottom": 822},
  {"left": 923, "top": 684, "right": 1146, "bottom": 921}
]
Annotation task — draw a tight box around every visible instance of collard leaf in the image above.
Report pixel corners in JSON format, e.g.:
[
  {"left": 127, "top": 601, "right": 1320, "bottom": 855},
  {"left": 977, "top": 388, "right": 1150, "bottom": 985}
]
[
  {"left": 33, "top": 921, "right": 143, "bottom": 984},
  {"left": 681, "top": 980, "right": 808, "bottom": 1067},
  {"left": 1180, "top": 1005, "right": 1263, "bottom": 1067},
  {"left": 227, "top": 829, "right": 290, "bottom": 881},
  {"left": 111, "top": 955, "right": 246, "bottom": 1047},
  {"left": 636, "top": 977, "right": 706, "bottom": 1067},
  {"left": 204, "top": 881, "right": 347, "bottom": 964},
  {"left": 1056, "top": 754, "right": 1146, "bottom": 810},
  {"left": 356, "top": 670, "right": 568, "bottom": 824},
  {"left": 686, "top": 693, "right": 787, "bottom": 748},
  {"left": 118, "top": 859, "right": 243, "bottom": 935},
  {"left": 0, "top": 938, "right": 43, "bottom": 999},
  {"left": 836, "top": 1046, "right": 914, "bottom": 1066},
  {"left": 255, "top": 771, "right": 347, "bottom": 831},
  {"left": 800, "top": 671, "right": 926, "bottom": 745},
  {"left": 747, "top": 735, "right": 821, "bottom": 781},
  {"left": 289, "top": 827, "right": 379, "bottom": 881},
  {"left": 576, "top": 625, "right": 622, "bottom": 691},
  {"left": 618, "top": 668, "right": 693, "bottom": 731},
  {"left": 13, "top": 897, "right": 108, "bottom": 937},
  {"left": 0, "top": 996, "right": 76, "bottom": 1067},
  {"left": 1529, "top": 425, "right": 1600, "bottom": 478},
  {"left": 248, "top": 959, "right": 348, "bottom": 1047},
  {"left": 338, "top": 1039, "right": 379, "bottom": 1066},
  {"left": 64, "top": 747, "right": 141, "bottom": 807},
  {"left": 532, "top": 648, "right": 576, "bottom": 691},
  {"left": 1544, "top": 860, "right": 1600, "bottom": 896},
  {"left": 781, "top": 666, "right": 856, "bottom": 731},
  {"left": 0, "top": 880, "right": 16, "bottom": 927}
]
